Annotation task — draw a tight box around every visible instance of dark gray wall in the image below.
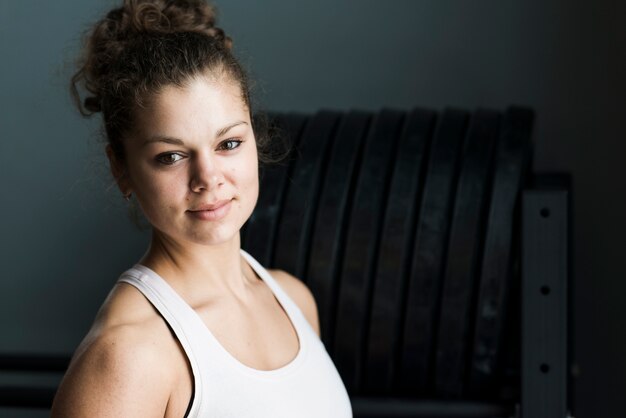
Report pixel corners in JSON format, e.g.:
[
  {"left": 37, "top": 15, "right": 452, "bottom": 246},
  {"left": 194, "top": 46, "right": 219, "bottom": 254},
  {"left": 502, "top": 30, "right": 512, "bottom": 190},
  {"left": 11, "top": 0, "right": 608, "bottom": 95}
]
[{"left": 1, "top": 0, "right": 624, "bottom": 417}]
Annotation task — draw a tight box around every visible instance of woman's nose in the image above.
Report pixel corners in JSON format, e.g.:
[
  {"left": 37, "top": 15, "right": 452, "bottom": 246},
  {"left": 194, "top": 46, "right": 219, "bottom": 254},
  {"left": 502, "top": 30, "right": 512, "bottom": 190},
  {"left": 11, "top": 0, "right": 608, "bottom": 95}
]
[{"left": 189, "top": 151, "right": 224, "bottom": 193}]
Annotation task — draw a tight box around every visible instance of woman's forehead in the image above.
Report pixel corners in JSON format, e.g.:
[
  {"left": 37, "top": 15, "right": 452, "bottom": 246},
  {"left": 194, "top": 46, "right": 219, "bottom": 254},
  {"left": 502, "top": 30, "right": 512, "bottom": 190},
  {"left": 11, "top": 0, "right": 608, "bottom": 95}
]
[{"left": 134, "top": 76, "right": 250, "bottom": 137}]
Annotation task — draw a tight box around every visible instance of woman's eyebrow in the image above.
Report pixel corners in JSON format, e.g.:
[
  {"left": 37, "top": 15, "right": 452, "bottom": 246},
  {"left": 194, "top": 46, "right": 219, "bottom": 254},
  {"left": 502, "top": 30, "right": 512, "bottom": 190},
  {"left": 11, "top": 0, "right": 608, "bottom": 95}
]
[
  {"left": 142, "top": 136, "right": 185, "bottom": 147},
  {"left": 142, "top": 121, "right": 248, "bottom": 147},
  {"left": 216, "top": 121, "right": 248, "bottom": 137}
]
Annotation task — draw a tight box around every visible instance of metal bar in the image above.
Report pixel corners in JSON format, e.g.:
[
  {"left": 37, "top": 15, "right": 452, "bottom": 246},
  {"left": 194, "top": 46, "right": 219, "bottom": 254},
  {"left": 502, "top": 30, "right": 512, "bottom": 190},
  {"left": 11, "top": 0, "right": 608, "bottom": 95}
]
[
  {"left": 0, "top": 386, "right": 56, "bottom": 408},
  {"left": 351, "top": 397, "right": 515, "bottom": 418},
  {"left": 521, "top": 177, "right": 569, "bottom": 418},
  {"left": 0, "top": 354, "right": 69, "bottom": 373}
]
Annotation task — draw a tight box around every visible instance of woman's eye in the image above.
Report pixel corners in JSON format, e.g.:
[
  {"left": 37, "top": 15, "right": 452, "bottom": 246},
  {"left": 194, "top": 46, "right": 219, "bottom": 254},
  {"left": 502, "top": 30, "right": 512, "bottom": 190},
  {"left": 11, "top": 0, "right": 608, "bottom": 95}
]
[
  {"left": 218, "top": 139, "right": 243, "bottom": 151},
  {"left": 156, "top": 153, "right": 185, "bottom": 165}
]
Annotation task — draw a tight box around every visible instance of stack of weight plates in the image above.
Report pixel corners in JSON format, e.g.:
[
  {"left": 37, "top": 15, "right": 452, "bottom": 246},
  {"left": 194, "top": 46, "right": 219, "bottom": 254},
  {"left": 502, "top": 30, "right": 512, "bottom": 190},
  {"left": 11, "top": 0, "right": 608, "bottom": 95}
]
[{"left": 242, "top": 107, "right": 533, "bottom": 401}]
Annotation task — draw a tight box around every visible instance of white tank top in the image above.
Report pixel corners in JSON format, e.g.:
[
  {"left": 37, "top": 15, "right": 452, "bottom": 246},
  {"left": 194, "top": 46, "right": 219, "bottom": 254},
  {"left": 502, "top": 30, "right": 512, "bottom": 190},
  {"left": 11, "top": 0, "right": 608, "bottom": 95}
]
[{"left": 117, "top": 249, "right": 353, "bottom": 418}]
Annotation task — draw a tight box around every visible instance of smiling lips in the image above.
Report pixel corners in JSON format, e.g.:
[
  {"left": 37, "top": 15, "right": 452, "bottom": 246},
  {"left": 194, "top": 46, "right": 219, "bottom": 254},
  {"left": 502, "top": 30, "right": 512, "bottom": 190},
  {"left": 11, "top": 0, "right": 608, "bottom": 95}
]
[{"left": 187, "top": 199, "right": 233, "bottom": 221}]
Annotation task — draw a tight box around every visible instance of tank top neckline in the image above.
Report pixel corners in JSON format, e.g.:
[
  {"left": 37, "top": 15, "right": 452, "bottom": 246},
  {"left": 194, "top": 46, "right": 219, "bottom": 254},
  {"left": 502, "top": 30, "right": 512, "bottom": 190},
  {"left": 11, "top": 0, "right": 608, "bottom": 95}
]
[{"left": 128, "top": 249, "right": 308, "bottom": 379}]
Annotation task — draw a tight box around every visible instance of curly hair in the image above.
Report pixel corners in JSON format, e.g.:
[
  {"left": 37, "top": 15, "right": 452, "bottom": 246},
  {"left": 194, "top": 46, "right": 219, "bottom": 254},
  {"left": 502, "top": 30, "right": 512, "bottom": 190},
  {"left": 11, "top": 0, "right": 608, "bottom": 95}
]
[{"left": 71, "top": 0, "right": 277, "bottom": 165}]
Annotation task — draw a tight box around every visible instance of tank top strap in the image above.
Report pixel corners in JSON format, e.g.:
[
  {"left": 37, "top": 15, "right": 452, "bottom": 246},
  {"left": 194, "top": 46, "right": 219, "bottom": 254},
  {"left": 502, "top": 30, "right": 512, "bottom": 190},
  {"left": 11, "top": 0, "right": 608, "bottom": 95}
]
[
  {"left": 239, "top": 249, "right": 308, "bottom": 327},
  {"left": 117, "top": 267, "right": 207, "bottom": 416}
]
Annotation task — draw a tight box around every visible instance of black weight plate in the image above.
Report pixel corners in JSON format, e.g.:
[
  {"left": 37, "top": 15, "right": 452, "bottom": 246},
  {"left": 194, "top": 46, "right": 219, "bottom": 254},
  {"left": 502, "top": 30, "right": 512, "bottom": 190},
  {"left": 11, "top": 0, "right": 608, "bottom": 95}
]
[
  {"left": 242, "top": 113, "right": 308, "bottom": 266},
  {"left": 332, "top": 109, "right": 406, "bottom": 395},
  {"left": 363, "top": 108, "right": 435, "bottom": 395},
  {"left": 397, "top": 109, "right": 469, "bottom": 395},
  {"left": 272, "top": 111, "right": 340, "bottom": 276},
  {"left": 468, "top": 107, "right": 533, "bottom": 396},
  {"left": 433, "top": 109, "right": 500, "bottom": 397},
  {"left": 306, "top": 111, "right": 372, "bottom": 349}
]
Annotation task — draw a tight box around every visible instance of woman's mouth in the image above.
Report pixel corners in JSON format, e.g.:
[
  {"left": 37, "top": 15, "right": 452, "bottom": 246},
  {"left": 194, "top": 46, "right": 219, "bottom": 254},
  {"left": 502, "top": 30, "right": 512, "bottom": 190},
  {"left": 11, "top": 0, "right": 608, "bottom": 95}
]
[{"left": 187, "top": 199, "right": 232, "bottom": 221}]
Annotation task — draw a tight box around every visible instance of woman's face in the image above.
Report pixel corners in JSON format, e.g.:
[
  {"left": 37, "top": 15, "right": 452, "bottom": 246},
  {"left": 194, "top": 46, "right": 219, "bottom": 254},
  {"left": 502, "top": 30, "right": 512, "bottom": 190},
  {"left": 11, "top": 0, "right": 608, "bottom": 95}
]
[{"left": 117, "top": 74, "right": 259, "bottom": 247}]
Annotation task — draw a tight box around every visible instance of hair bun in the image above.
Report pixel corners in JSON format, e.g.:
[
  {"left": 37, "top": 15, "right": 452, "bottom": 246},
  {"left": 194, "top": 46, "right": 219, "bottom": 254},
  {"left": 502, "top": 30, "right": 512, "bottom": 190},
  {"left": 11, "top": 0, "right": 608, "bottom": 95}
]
[
  {"left": 71, "top": 0, "right": 232, "bottom": 116},
  {"left": 126, "top": 0, "right": 231, "bottom": 47}
]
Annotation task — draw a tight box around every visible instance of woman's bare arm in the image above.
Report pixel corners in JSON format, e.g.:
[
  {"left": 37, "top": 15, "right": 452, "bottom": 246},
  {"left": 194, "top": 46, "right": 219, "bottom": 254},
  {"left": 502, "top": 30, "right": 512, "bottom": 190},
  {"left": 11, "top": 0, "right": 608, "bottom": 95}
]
[{"left": 51, "top": 324, "right": 173, "bottom": 417}]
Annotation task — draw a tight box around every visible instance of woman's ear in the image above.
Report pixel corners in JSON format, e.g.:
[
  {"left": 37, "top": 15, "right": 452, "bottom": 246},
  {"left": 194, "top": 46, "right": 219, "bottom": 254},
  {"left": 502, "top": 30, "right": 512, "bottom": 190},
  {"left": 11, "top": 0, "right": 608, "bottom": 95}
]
[{"left": 106, "top": 144, "right": 131, "bottom": 197}]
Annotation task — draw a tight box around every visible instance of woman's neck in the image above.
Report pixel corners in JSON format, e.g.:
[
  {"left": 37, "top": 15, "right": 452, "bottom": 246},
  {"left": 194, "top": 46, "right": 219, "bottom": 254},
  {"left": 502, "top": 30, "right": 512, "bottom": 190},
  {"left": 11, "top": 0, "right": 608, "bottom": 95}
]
[{"left": 138, "top": 229, "right": 260, "bottom": 304}]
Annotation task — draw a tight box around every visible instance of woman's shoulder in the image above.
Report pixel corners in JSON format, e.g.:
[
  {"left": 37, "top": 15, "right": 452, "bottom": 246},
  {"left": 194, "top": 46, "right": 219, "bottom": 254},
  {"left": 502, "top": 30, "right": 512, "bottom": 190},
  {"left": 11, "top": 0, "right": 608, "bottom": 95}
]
[
  {"left": 51, "top": 283, "right": 188, "bottom": 417},
  {"left": 267, "top": 269, "right": 321, "bottom": 337},
  {"left": 80, "top": 281, "right": 185, "bottom": 374}
]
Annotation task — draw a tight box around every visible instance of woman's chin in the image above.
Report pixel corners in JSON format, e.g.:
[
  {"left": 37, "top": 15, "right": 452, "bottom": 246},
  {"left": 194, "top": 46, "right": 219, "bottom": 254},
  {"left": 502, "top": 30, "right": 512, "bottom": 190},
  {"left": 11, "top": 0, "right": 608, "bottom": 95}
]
[{"left": 185, "top": 225, "right": 242, "bottom": 247}]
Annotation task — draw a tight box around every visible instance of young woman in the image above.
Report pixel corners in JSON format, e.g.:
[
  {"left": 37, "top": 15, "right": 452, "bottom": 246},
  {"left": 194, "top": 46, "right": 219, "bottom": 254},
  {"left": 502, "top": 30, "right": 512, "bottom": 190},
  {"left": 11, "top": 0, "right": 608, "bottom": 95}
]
[{"left": 51, "top": 1, "right": 352, "bottom": 416}]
